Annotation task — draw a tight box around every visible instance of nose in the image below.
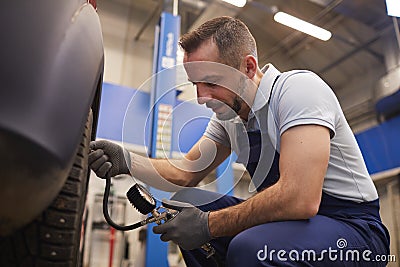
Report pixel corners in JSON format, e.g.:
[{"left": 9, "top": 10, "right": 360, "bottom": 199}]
[{"left": 196, "top": 83, "right": 211, "bottom": 105}]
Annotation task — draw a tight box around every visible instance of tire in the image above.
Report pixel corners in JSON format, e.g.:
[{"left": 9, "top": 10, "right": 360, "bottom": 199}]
[{"left": 0, "top": 110, "right": 93, "bottom": 267}]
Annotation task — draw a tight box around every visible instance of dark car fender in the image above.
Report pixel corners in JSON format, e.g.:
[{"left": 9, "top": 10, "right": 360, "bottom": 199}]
[{"left": 0, "top": 1, "right": 104, "bottom": 234}]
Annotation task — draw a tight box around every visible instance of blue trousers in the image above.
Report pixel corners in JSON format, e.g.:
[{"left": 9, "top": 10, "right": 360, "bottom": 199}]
[{"left": 171, "top": 189, "right": 390, "bottom": 267}]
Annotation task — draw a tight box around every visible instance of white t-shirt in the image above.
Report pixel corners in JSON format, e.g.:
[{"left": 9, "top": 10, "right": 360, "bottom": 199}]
[{"left": 204, "top": 64, "right": 378, "bottom": 202}]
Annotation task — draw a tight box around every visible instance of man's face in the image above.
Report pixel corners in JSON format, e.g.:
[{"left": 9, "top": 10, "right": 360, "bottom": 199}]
[{"left": 183, "top": 40, "right": 251, "bottom": 121}]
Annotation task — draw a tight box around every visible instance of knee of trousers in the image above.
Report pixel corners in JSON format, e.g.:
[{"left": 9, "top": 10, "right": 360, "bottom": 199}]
[{"left": 226, "top": 230, "right": 267, "bottom": 267}]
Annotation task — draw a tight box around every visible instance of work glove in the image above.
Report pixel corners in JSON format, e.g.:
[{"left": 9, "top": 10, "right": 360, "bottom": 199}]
[
  {"left": 89, "top": 140, "right": 131, "bottom": 178},
  {"left": 153, "top": 199, "right": 211, "bottom": 250}
]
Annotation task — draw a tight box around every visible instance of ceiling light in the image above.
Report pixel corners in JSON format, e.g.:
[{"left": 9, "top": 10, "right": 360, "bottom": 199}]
[
  {"left": 221, "top": 0, "right": 246, "bottom": 8},
  {"left": 386, "top": 0, "right": 400, "bottom": 17},
  {"left": 273, "top": 11, "right": 332, "bottom": 41}
]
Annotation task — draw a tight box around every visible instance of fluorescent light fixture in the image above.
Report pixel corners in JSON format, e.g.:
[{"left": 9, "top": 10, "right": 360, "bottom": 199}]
[
  {"left": 386, "top": 0, "right": 400, "bottom": 17},
  {"left": 273, "top": 11, "right": 332, "bottom": 41},
  {"left": 221, "top": 0, "right": 246, "bottom": 8}
]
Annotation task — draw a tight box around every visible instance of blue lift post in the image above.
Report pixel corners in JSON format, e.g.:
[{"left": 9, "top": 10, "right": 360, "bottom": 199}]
[
  {"left": 146, "top": 12, "right": 180, "bottom": 267},
  {"left": 216, "top": 154, "right": 237, "bottom": 196}
]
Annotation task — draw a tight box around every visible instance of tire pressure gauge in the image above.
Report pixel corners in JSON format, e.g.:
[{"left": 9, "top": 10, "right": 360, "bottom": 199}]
[{"left": 126, "top": 183, "right": 156, "bottom": 215}]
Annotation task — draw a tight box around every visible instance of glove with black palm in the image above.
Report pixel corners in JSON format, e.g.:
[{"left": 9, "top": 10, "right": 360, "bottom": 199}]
[
  {"left": 88, "top": 140, "right": 131, "bottom": 178},
  {"left": 153, "top": 199, "right": 212, "bottom": 250}
]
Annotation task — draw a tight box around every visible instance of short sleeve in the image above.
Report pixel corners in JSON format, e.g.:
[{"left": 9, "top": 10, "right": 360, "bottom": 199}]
[
  {"left": 277, "top": 72, "right": 339, "bottom": 138},
  {"left": 203, "top": 114, "right": 231, "bottom": 147}
]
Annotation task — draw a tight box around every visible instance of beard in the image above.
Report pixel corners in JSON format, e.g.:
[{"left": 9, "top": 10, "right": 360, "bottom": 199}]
[
  {"left": 215, "top": 96, "right": 242, "bottom": 121},
  {"left": 216, "top": 76, "right": 247, "bottom": 120}
]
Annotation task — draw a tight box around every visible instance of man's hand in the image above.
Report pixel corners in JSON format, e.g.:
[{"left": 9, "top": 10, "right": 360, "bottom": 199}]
[
  {"left": 153, "top": 199, "right": 211, "bottom": 250},
  {"left": 89, "top": 140, "right": 131, "bottom": 178}
]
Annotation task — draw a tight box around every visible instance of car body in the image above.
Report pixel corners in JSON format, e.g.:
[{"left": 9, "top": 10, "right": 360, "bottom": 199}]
[{"left": 0, "top": 0, "right": 103, "bottom": 266}]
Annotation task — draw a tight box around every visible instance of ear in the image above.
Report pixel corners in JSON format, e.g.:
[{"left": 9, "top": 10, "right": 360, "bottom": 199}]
[{"left": 243, "top": 55, "right": 257, "bottom": 79}]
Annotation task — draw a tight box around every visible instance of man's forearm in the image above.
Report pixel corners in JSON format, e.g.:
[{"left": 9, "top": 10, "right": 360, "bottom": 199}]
[
  {"left": 130, "top": 153, "right": 209, "bottom": 192},
  {"left": 208, "top": 179, "right": 320, "bottom": 237},
  {"left": 129, "top": 153, "right": 193, "bottom": 191}
]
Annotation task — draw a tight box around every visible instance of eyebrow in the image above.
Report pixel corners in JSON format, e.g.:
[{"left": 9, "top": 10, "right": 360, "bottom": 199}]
[{"left": 188, "top": 75, "right": 222, "bottom": 83}]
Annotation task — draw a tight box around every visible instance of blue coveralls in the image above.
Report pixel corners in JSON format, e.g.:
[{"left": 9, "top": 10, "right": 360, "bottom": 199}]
[{"left": 172, "top": 130, "right": 391, "bottom": 266}]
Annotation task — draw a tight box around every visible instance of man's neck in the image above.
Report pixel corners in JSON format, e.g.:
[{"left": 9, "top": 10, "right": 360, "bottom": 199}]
[{"left": 239, "top": 68, "right": 264, "bottom": 121}]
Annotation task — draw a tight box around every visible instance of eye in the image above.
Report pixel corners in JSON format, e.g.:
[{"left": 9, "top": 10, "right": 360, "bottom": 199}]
[{"left": 206, "top": 82, "right": 217, "bottom": 88}]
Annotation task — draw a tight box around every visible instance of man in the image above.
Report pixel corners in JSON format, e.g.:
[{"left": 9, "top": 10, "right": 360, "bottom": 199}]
[{"left": 89, "top": 17, "right": 390, "bottom": 266}]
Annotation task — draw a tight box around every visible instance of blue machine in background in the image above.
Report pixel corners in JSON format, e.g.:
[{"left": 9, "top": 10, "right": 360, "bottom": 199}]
[{"left": 356, "top": 115, "right": 400, "bottom": 174}]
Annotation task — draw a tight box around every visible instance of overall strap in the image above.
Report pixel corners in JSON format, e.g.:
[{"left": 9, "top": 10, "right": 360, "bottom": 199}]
[{"left": 268, "top": 75, "right": 280, "bottom": 105}]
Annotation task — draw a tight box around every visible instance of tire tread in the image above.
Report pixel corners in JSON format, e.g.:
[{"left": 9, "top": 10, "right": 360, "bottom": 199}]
[{"left": 0, "top": 111, "right": 93, "bottom": 266}]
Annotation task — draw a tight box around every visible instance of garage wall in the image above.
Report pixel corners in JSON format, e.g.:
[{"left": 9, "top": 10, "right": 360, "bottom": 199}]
[
  {"left": 98, "top": 0, "right": 155, "bottom": 90},
  {"left": 335, "top": 67, "right": 385, "bottom": 133}
]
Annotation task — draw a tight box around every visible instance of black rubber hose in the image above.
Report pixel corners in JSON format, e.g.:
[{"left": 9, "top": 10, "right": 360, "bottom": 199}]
[{"left": 103, "top": 177, "right": 143, "bottom": 231}]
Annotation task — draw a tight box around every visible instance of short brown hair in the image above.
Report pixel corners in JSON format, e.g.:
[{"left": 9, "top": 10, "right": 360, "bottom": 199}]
[{"left": 179, "top": 16, "right": 257, "bottom": 69}]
